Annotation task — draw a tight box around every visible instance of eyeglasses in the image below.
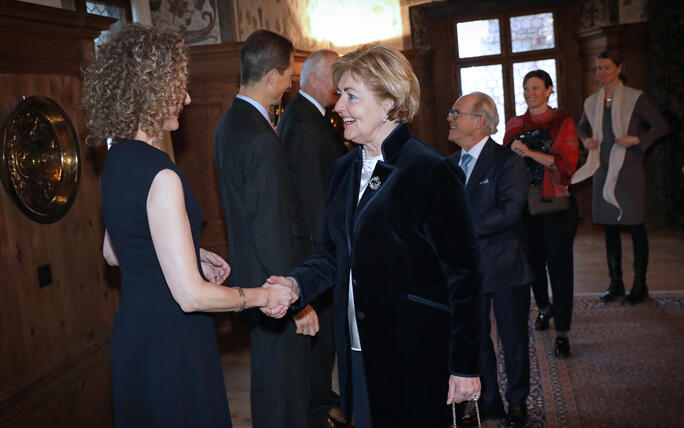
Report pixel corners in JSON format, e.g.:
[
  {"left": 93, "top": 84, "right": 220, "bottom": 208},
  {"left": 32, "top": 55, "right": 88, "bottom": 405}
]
[{"left": 448, "top": 109, "right": 481, "bottom": 119}]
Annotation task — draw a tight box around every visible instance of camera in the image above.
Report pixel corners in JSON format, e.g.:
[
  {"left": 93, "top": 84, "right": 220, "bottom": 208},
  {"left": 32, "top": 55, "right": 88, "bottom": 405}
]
[{"left": 516, "top": 129, "right": 552, "bottom": 186}]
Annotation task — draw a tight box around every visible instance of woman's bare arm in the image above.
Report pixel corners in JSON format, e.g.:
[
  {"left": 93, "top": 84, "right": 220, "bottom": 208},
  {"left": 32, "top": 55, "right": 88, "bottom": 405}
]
[{"left": 147, "top": 169, "right": 296, "bottom": 313}]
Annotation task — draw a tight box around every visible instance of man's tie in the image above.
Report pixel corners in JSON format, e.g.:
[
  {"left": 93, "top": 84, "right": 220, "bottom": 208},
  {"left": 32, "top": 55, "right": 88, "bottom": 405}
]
[{"left": 460, "top": 152, "right": 473, "bottom": 178}]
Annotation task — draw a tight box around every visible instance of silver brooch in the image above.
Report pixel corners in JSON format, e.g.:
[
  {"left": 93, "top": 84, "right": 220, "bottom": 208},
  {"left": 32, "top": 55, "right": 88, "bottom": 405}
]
[{"left": 368, "top": 176, "right": 381, "bottom": 190}]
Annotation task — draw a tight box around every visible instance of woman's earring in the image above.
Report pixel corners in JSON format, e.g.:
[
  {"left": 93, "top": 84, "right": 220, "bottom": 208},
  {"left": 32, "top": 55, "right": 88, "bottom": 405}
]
[{"left": 382, "top": 114, "right": 388, "bottom": 123}]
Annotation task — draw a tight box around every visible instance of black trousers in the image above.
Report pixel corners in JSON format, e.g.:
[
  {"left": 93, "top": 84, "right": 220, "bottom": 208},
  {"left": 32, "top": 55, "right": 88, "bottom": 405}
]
[
  {"left": 604, "top": 224, "right": 649, "bottom": 280},
  {"left": 250, "top": 316, "right": 312, "bottom": 428},
  {"left": 479, "top": 286, "right": 531, "bottom": 409},
  {"left": 309, "top": 290, "right": 340, "bottom": 427},
  {"left": 523, "top": 206, "right": 576, "bottom": 332}
]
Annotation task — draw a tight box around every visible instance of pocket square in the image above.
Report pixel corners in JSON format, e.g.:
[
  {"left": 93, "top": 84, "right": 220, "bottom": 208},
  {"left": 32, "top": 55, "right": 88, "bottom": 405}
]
[{"left": 478, "top": 178, "right": 490, "bottom": 185}]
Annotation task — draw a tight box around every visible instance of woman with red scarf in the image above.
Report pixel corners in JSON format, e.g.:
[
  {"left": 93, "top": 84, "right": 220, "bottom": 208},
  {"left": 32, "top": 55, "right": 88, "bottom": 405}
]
[{"left": 504, "top": 70, "right": 579, "bottom": 358}]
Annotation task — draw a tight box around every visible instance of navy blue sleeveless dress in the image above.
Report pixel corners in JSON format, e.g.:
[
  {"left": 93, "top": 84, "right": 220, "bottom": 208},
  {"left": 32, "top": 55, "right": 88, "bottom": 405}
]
[{"left": 102, "top": 139, "right": 232, "bottom": 427}]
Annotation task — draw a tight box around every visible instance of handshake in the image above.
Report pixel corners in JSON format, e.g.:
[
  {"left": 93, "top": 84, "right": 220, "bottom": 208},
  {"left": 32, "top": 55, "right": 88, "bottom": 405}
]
[{"left": 259, "top": 276, "right": 300, "bottom": 319}]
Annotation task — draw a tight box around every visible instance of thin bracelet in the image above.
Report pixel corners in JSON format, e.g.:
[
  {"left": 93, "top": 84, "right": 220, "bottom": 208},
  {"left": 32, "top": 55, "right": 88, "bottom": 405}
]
[{"left": 232, "top": 286, "right": 246, "bottom": 312}]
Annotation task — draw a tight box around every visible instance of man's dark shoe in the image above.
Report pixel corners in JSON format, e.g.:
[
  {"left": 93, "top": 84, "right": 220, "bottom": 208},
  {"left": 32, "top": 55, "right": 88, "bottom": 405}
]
[
  {"left": 506, "top": 404, "right": 528, "bottom": 427},
  {"left": 327, "top": 415, "right": 353, "bottom": 428},
  {"left": 534, "top": 311, "right": 552, "bottom": 331},
  {"left": 554, "top": 336, "right": 571, "bottom": 358},
  {"left": 460, "top": 405, "right": 506, "bottom": 426}
]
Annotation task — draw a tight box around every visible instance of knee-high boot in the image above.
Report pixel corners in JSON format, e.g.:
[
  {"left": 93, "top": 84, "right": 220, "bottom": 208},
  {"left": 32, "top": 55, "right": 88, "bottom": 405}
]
[
  {"left": 625, "top": 226, "right": 649, "bottom": 305},
  {"left": 600, "top": 254, "right": 625, "bottom": 302},
  {"left": 601, "top": 226, "right": 625, "bottom": 302}
]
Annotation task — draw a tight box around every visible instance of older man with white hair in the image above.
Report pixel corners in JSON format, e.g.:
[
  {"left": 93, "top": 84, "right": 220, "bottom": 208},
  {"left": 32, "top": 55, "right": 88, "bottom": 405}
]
[
  {"left": 277, "top": 49, "right": 349, "bottom": 427},
  {"left": 448, "top": 92, "right": 534, "bottom": 428}
]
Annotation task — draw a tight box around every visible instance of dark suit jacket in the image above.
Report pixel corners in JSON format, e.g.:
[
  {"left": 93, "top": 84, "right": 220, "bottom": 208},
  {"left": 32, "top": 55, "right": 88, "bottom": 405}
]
[
  {"left": 214, "top": 98, "right": 313, "bottom": 314},
  {"left": 460, "top": 138, "right": 534, "bottom": 294},
  {"left": 276, "top": 92, "right": 347, "bottom": 246},
  {"left": 290, "top": 123, "right": 483, "bottom": 427}
]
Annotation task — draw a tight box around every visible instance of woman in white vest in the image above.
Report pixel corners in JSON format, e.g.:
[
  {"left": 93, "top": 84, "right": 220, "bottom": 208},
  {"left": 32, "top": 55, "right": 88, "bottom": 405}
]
[{"left": 572, "top": 50, "right": 668, "bottom": 305}]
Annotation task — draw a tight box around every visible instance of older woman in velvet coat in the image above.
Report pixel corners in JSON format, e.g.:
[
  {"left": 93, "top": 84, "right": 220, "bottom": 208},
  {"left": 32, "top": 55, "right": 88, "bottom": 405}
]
[{"left": 266, "top": 45, "right": 483, "bottom": 428}]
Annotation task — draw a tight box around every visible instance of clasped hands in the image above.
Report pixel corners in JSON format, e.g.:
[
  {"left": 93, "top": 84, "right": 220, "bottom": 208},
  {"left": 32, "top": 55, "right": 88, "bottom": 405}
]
[
  {"left": 261, "top": 276, "right": 318, "bottom": 335},
  {"left": 260, "top": 275, "right": 300, "bottom": 319},
  {"left": 583, "top": 135, "right": 639, "bottom": 151},
  {"left": 511, "top": 140, "right": 530, "bottom": 157},
  {"left": 199, "top": 252, "right": 299, "bottom": 319}
]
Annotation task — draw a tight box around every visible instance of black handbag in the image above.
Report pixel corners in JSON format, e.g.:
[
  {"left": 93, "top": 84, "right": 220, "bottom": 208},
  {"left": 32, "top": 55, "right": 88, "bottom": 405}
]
[{"left": 527, "top": 185, "right": 569, "bottom": 215}]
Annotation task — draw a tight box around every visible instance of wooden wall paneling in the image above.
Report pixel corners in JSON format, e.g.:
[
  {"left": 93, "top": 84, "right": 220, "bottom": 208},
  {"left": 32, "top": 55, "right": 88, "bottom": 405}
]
[
  {"left": 0, "top": 4, "right": 114, "bottom": 76},
  {"left": 176, "top": 43, "right": 242, "bottom": 260},
  {"left": 403, "top": 48, "right": 437, "bottom": 148},
  {"left": 0, "top": 4, "right": 117, "bottom": 427},
  {"left": 422, "top": 18, "right": 458, "bottom": 155},
  {"left": 0, "top": 72, "right": 118, "bottom": 428},
  {"left": 556, "top": 2, "right": 584, "bottom": 120}
]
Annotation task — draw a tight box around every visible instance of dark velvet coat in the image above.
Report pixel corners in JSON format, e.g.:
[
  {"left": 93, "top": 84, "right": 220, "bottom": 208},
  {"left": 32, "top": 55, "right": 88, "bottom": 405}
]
[{"left": 290, "top": 124, "right": 483, "bottom": 427}]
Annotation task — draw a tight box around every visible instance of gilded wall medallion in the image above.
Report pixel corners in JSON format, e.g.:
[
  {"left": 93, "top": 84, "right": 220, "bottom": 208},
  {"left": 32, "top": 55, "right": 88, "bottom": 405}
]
[{"left": 0, "top": 96, "right": 80, "bottom": 223}]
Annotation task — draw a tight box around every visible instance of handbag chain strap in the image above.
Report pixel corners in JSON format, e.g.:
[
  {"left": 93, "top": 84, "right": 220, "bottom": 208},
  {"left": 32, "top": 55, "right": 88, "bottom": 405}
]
[{"left": 451, "top": 399, "right": 481, "bottom": 428}]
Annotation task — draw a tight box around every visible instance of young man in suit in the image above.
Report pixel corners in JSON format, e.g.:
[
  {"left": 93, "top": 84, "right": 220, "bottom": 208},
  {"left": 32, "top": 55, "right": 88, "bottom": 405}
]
[
  {"left": 448, "top": 92, "right": 534, "bottom": 427},
  {"left": 214, "top": 30, "right": 316, "bottom": 428},
  {"left": 276, "top": 49, "right": 349, "bottom": 428}
]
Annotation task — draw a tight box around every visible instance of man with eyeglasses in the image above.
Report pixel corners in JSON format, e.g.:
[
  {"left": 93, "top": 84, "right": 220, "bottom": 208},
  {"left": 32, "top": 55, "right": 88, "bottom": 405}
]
[{"left": 448, "top": 92, "right": 533, "bottom": 427}]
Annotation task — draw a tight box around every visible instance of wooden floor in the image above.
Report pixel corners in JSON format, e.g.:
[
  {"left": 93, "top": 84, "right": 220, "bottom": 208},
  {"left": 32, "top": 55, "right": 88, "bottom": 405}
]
[
  {"left": 218, "top": 223, "right": 684, "bottom": 428},
  {"left": 573, "top": 223, "right": 684, "bottom": 294}
]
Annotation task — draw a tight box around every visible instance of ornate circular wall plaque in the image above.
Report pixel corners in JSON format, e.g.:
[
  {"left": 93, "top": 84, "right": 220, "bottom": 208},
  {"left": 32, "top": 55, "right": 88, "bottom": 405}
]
[{"left": 0, "top": 96, "right": 81, "bottom": 223}]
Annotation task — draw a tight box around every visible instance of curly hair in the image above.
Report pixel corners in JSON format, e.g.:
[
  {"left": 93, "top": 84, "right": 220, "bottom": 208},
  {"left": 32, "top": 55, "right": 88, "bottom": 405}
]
[
  {"left": 331, "top": 44, "right": 420, "bottom": 123},
  {"left": 81, "top": 23, "right": 189, "bottom": 147}
]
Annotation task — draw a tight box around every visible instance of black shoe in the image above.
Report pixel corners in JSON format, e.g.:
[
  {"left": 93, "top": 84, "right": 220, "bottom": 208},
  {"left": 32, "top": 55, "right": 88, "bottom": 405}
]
[
  {"left": 600, "top": 279, "right": 625, "bottom": 303},
  {"left": 534, "top": 311, "right": 552, "bottom": 331},
  {"left": 460, "top": 405, "right": 506, "bottom": 426},
  {"left": 554, "top": 336, "right": 571, "bottom": 358},
  {"left": 506, "top": 404, "right": 528, "bottom": 427},
  {"left": 327, "top": 416, "right": 353, "bottom": 428},
  {"left": 624, "top": 280, "right": 649, "bottom": 305}
]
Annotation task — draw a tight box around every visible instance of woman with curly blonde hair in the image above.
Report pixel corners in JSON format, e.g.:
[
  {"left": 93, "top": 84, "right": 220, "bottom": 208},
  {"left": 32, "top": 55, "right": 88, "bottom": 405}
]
[{"left": 82, "top": 23, "right": 296, "bottom": 427}]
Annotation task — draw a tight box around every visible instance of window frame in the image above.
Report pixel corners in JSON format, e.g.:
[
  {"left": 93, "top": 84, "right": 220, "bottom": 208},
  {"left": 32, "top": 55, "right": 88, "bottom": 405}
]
[
  {"left": 84, "top": 0, "right": 131, "bottom": 23},
  {"left": 451, "top": 8, "right": 562, "bottom": 123}
]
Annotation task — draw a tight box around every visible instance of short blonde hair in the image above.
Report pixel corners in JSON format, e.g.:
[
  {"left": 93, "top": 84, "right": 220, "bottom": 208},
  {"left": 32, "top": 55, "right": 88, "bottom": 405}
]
[
  {"left": 81, "top": 24, "right": 188, "bottom": 147},
  {"left": 331, "top": 45, "right": 420, "bottom": 123}
]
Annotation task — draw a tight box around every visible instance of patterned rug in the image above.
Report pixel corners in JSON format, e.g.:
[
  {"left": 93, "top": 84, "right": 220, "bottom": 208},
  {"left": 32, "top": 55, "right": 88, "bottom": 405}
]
[{"left": 480, "top": 291, "right": 684, "bottom": 427}]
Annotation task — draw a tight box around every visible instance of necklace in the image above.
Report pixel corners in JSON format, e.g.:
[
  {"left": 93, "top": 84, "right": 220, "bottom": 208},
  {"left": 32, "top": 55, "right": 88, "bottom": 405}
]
[{"left": 361, "top": 147, "right": 377, "bottom": 175}]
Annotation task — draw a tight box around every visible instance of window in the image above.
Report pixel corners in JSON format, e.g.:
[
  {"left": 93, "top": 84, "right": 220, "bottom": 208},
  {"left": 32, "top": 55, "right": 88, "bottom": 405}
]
[
  {"left": 453, "top": 11, "right": 560, "bottom": 143},
  {"left": 86, "top": 0, "right": 130, "bottom": 46}
]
